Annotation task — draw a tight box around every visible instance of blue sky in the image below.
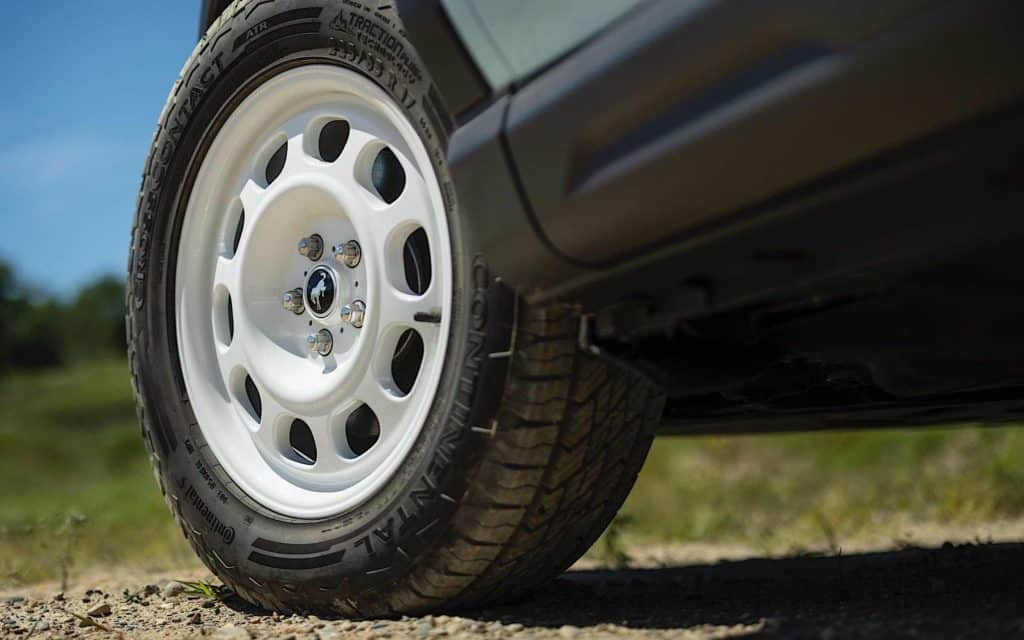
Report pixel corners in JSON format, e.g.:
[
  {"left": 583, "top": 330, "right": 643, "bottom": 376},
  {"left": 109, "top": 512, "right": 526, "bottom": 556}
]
[{"left": 0, "top": 2, "right": 195, "bottom": 297}]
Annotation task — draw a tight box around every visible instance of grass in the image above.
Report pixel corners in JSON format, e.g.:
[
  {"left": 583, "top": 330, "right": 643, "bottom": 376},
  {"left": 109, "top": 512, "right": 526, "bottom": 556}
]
[
  {"left": 0, "top": 360, "right": 193, "bottom": 587},
  {"left": 615, "top": 423, "right": 1024, "bottom": 556},
  {"left": 3, "top": 359, "right": 1024, "bottom": 585}
]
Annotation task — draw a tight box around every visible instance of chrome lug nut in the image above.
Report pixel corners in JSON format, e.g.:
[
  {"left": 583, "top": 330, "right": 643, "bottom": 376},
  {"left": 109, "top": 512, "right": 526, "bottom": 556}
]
[
  {"left": 334, "top": 240, "right": 361, "bottom": 268},
  {"left": 282, "top": 288, "right": 304, "bottom": 314},
  {"left": 340, "top": 300, "right": 366, "bottom": 328},
  {"left": 307, "top": 329, "right": 334, "bottom": 356},
  {"left": 297, "top": 234, "right": 324, "bottom": 261}
]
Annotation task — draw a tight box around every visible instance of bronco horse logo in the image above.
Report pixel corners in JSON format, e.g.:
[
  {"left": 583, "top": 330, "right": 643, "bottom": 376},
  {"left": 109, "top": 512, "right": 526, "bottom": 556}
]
[{"left": 310, "top": 272, "right": 329, "bottom": 310}]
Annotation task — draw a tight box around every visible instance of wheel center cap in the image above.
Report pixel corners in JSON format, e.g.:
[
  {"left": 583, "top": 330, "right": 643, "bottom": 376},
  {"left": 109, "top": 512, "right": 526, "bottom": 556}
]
[{"left": 306, "top": 266, "right": 337, "bottom": 317}]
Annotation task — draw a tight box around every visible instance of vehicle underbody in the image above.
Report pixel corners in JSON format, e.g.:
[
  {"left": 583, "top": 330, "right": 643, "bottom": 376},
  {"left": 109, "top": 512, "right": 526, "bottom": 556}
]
[{"left": 597, "top": 106, "right": 1024, "bottom": 435}]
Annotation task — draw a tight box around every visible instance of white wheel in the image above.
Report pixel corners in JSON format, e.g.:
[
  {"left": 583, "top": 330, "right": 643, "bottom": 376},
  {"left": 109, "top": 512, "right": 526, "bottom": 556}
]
[{"left": 175, "top": 65, "right": 452, "bottom": 519}]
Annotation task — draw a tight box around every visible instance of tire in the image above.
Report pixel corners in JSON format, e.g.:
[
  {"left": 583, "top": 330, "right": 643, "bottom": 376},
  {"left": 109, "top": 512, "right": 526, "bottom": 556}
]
[{"left": 127, "top": 0, "right": 664, "bottom": 615}]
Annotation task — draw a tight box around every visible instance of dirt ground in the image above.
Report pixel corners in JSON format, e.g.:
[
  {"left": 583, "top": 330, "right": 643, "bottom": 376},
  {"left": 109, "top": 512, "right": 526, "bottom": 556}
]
[{"left": 3, "top": 527, "right": 1024, "bottom": 639}]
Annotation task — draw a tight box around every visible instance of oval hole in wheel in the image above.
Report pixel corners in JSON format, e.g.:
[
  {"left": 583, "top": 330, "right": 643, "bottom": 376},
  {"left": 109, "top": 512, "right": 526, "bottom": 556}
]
[
  {"left": 391, "top": 329, "right": 424, "bottom": 396},
  {"left": 244, "top": 374, "right": 262, "bottom": 422},
  {"left": 346, "top": 404, "right": 380, "bottom": 456},
  {"left": 371, "top": 146, "right": 405, "bottom": 204},
  {"left": 227, "top": 295, "right": 234, "bottom": 343},
  {"left": 318, "top": 119, "right": 350, "bottom": 162},
  {"left": 289, "top": 419, "right": 317, "bottom": 465},
  {"left": 403, "top": 227, "right": 431, "bottom": 294},
  {"left": 231, "top": 207, "right": 245, "bottom": 256},
  {"left": 265, "top": 141, "right": 287, "bottom": 184},
  {"left": 213, "top": 287, "right": 233, "bottom": 348}
]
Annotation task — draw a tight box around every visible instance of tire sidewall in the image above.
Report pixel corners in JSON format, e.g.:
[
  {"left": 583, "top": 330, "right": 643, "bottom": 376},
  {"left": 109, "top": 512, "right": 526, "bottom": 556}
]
[{"left": 128, "top": 0, "right": 512, "bottom": 599}]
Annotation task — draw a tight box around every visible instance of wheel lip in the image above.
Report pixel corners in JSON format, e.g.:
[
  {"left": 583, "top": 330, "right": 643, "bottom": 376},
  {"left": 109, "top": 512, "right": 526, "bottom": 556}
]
[{"left": 174, "top": 64, "right": 454, "bottom": 520}]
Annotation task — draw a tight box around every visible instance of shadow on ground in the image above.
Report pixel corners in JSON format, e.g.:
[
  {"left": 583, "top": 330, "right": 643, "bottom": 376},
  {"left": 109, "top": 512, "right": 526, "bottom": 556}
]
[
  {"left": 204, "top": 542, "right": 1024, "bottom": 638},
  {"left": 464, "top": 542, "right": 1024, "bottom": 637}
]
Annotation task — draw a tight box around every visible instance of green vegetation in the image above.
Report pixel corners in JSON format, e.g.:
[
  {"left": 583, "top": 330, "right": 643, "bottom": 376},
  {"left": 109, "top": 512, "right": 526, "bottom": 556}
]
[
  {"left": 617, "top": 424, "right": 1024, "bottom": 555},
  {"left": 0, "top": 261, "right": 125, "bottom": 372},
  {"left": 178, "top": 579, "right": 234, "bottom": 600},
  {"left": 3, "top": 356, "right": 1023, "bottom": 585},
  {"left": 0, "top": 359, "right": 193, "bottom": 587}
]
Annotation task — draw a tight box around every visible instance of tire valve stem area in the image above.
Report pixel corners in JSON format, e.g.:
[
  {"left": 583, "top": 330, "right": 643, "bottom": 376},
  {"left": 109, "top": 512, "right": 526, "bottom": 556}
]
[{"left": 307, "top": 328, "right": 334, "bottom": 356}]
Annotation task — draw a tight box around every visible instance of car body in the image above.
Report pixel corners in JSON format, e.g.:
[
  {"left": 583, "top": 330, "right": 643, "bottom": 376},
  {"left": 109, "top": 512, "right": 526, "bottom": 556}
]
[{"left": 196, "top": 0, "right": 1024, "bottom": 436}]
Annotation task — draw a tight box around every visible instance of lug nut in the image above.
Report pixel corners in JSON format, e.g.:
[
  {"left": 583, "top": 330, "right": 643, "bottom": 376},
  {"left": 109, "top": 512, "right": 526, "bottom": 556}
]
[
  {"left": 334, "top": 240, "right": 361, "bottom": 268},
  {"left": 282, "top": 288, "right": 304, "bottom": 314},
  {"left": 307, "top": 329, "right": 334, "bottom": 356},
  {"left": 298, "top": 234, "right": 324, "bottom": 261},
  {"left": 340, "top": 300, "right": 366, "bottom": 328}
]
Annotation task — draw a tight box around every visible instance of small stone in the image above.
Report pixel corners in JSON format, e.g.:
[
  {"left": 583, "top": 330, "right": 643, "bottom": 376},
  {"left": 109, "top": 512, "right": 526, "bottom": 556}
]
[
  {"left": 213, "top": 623, "right": 252, "bottom": 639},
  {"left": 143, "top": 584, "right": 161, "bottom": 596},
  {"left": 202, "top": 600, "right": 216, "bottom": 609},
  {"left": 559, "top": 625, "right": 581, "bottom": 638},
  {"left": 189, "top": 612, "right": 203, "bottom": 625},
  {"left": 161, "top": 581, "right": 185, "bottom": 598},
  {"left": 37, "top": 622, "right": 50, "bottom": 631},
  {"left": 88, "top": 604, "right": 112, "bottom": 618},
  {"left": 506, "top": 623, "right": 524, "bottom": 632}
]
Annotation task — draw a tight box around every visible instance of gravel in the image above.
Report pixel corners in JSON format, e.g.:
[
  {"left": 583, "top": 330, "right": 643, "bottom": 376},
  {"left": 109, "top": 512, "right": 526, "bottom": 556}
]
[{"left": 1, "top": 541, "right": 1023, "bottom": 638}]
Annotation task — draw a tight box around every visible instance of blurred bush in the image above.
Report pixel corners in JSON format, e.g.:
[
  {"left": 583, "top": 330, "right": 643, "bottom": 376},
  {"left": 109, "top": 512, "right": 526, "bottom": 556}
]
[{"left": 0, "top": 260, "right": 125, "bottom": 372}]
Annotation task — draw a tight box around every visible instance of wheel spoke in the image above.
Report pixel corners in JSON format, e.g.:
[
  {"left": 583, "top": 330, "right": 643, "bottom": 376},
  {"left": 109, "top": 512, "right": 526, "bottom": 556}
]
[
  {"left": 333, "top": 127, "right": 379, "bottom": 178},
  {"left": 355, "top": 373, "right": 407, "bottom": 439},
  {"left": 252, "top": 389, "right": 287, "bottom": 453},
  {"left": 282, "top": 131, "right": 311, "bottom": 178},
  {"left": 214, "top": 341, "right": 244, "bottom": 396},
  {"left": 213, "top": 255, "right": 240, "bottom": 293},
  {"left": 238, "top": 179, "right": 265, "bottom": 218},
  {"left": 374, "top": 284, "right": 443, "bottom": 356},
  {"left": 361, "top": 156, "right": 434, "bottom": 254},
  {"left": 305, "top": 414, "right": 345, "bottom": 473},
  {"left": 382, "top": 157, "right": 433, "bottom": 227},
  {"left": 376, "top": 284, "right": 424, "bottom": 329}
]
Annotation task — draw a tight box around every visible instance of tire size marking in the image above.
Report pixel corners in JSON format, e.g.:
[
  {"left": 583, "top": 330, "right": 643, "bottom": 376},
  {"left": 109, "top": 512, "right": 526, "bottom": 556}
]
[{"left": 333, "top": 1, "right": 423, "bottom": 86}]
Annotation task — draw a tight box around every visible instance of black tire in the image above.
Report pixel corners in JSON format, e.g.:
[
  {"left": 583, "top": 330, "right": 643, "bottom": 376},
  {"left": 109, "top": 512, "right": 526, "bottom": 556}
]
[{"left": 127, "top": 0, "right": 664, "bottom": 615}]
